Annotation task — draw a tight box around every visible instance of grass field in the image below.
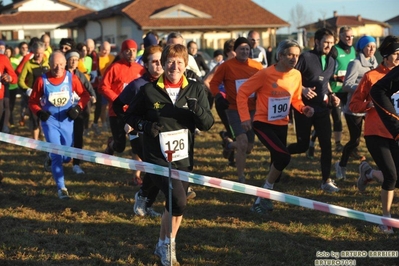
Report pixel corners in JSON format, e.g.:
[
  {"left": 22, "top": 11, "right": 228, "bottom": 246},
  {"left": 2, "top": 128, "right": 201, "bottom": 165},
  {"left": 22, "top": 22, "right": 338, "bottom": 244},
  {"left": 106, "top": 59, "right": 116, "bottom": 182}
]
[{"left": 1, "top": 106, "right": 399, "bottom": 266}]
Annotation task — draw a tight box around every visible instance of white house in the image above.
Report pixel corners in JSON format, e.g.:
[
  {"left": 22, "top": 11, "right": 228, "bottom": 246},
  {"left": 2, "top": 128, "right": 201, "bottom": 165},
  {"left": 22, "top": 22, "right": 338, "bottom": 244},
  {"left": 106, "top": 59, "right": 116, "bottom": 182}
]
[
  {"left": 0, "top": 0, "right": 92, "bottom": 46},
  {"left": 60, "top": 0, "right": 290, "bottom": 52}
]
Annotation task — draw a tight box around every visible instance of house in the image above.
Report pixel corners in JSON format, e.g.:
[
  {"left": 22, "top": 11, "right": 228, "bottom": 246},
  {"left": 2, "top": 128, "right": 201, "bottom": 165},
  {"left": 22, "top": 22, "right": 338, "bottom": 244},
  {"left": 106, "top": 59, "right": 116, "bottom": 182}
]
[
  {"left": 0, "top": 0, "right": 93, "bottom": 46},
  {"left": 60, "top": 0, "right": 289, "bottom": 52},
  {"left": 386, "top": 15, "right": 399, "bottom": 36},
  {"left": 299, "top": 11, "right": 390, "bottom": 48}
]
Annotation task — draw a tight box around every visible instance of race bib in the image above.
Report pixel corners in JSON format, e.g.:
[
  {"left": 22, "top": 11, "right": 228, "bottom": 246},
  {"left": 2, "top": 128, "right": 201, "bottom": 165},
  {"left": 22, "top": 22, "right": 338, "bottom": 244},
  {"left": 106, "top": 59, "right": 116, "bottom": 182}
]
[
  {"left": 268, "top": 96, "right": 291, "bottom": 121},
  {"left": 391, "top": 93, "right": 399, "bottom": 114},
  {"left": 48, "top": 90, "right": 70, "bottom": 107},
  {"left": 235, "top": 79, "right": 255, "bottom": 98},
  {"left": 159, "top": 129, "right": 189, "bottom": 162}
]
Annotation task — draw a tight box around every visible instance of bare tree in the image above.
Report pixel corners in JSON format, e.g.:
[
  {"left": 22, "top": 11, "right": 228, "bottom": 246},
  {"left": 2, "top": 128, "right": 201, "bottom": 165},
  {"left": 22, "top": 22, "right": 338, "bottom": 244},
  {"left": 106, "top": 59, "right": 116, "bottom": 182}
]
[{"left": 289, "top": 3, "right": 312, "bottom": 33}]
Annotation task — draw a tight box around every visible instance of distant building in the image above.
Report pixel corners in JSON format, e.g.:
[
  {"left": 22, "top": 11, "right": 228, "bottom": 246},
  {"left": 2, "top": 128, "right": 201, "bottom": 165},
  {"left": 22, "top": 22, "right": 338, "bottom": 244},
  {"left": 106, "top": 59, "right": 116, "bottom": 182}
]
[
  {"left": 0, "top": 0, "right": 92, "bottom": 46},
  {"left": 59, "top": 0, "right": 289, "bottom": 51},
  {"left": 299, "top": 11, "right": 390, "bottom": 48},
  {"left": 386, "top": 15, "right": 399, "bottom": 36}
]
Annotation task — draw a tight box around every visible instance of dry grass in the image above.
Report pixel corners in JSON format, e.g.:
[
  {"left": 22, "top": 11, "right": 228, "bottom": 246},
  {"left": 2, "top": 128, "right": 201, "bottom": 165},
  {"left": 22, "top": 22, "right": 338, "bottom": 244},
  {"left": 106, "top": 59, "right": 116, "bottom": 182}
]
[{"left": 1, "top": 106, "right": 399, "bottom": 266}]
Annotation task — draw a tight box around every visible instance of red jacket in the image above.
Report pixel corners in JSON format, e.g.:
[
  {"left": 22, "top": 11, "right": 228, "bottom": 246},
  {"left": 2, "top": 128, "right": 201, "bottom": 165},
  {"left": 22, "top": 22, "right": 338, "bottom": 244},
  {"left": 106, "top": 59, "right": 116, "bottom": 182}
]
[
  {"left": 98, "top": 58, "right": 145, "bottom": 117},
  {"left": 0, "top": 54, "right": 18, "bottom": 99}
]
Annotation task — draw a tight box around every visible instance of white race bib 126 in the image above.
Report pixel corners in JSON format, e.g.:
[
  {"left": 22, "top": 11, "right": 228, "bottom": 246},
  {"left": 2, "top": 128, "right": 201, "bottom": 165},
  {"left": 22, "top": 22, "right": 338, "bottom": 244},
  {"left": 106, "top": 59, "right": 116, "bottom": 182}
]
[{"left": 159, "top": 129, "right": 189, "bottom": 162}]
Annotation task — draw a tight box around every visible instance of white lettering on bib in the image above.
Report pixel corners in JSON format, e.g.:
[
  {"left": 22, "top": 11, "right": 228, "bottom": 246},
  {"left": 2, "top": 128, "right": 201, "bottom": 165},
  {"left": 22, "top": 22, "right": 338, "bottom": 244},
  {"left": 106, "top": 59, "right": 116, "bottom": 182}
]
[
  {"left": 159, "top": 129, "right": 189, "bottom": 162},
  {"left": 48, "top": 90, "right": 70, "bottom": 107},
  {"left": 268, "top": 96, "right": 291, "bottom": 121},
  {"left": 235, "top": 79, "right": 255, "bottom": 98}
]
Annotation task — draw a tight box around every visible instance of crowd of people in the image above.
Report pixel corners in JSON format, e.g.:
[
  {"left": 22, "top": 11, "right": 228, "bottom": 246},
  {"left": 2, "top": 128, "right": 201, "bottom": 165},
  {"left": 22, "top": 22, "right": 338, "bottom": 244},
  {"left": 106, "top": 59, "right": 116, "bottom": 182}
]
[{"left": 1, "top": 28, "right": 399, "bottom": 265}]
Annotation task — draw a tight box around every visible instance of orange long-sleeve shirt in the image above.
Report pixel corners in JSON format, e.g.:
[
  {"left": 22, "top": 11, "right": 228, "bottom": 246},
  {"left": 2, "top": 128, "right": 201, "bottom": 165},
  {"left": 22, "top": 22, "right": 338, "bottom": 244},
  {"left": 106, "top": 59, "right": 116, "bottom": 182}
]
[
  {"left": 349, "top": 63, "right": 392, "bottom": 139},
  {"left": 237, "top": 65, "right": 304, "bottom": 125},
  {"left": 209, "top": 57, "right": 262, "bottom": 110}
]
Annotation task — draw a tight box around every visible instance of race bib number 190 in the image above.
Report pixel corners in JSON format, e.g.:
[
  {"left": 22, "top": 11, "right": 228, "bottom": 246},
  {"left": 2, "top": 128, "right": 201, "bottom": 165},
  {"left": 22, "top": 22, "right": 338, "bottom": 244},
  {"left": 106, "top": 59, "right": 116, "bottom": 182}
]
[
  {"left": 268, "top": 96, "right": 291, "bottom": 121},
  {"left": 159, "top": 129, "right": 189, "bottom": 162}
]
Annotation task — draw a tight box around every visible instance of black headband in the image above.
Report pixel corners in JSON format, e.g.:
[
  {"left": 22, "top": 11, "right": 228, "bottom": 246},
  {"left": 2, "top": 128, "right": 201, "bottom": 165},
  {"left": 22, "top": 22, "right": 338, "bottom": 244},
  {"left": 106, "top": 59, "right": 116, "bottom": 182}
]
[{"left": 381, "top": 43, "right": 399, "bottom": 58}]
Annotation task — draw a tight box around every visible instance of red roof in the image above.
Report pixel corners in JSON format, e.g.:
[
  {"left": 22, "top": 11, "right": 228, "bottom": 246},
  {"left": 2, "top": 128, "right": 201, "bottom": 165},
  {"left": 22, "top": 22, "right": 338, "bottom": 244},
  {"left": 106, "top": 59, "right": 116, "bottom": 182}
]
[
  {"left": 0, "top": 9, "right": 92, "bottom": 25},
  {"left": 67, "top": 0, "right": 289, "bottom": 30}
]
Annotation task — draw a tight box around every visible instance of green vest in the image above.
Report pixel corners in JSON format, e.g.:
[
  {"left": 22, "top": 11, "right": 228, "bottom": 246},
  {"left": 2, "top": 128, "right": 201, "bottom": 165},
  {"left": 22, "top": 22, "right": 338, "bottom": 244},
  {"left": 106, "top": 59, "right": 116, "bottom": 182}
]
[
  {"left": 330, "top": 45, "right": 356, "bottom": 93},
  {"left": 9, "top": 56, "right": 21, "bottom": 90}
]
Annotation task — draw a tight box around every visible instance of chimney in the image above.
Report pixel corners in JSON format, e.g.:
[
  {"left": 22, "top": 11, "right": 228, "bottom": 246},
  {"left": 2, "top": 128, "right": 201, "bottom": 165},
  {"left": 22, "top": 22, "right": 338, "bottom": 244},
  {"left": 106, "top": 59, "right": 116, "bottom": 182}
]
[
  {"left": 333, "top": 11, "right": 338, "bottom": 17},
  {"left": 357, "top": 15, "right": 362, "bottom": 21}
]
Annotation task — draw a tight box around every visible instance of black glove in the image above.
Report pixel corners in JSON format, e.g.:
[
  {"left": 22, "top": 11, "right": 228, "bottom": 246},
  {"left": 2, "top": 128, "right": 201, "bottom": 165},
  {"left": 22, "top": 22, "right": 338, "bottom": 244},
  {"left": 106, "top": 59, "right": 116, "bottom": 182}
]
[
  {"left": 37, "top": 110, "right": 51, "bottom": 122},
  {"left": 215, "top": 93, "right": 229, "bottom": 110},
  {"left": 66, "top": 105, "right": 82, "bottom": 120},
  {"left": 144, "top": 121, "right": 163, "bottom": 138},
  {"left": 185, "top": 96, "right": 200, "bottom": 113}
]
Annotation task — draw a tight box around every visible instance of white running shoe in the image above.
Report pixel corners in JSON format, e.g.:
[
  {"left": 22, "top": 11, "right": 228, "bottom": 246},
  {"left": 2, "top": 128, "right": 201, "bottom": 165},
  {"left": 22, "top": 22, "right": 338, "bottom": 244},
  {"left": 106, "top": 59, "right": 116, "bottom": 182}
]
[
  {"left": 335, "top": 161, "right": 346, "bottom": 180},
  {"left": 134, "top": 191, "right": 147, "bottom": 216},
  {"left": 72, "top": 165, "right": 85, "bottom": 174},
  {"left": 321, "top": 178, "right": 340, "bottom": 193},
  {"left": 58, "top": 188, "right": 70, "bottom": 199}
]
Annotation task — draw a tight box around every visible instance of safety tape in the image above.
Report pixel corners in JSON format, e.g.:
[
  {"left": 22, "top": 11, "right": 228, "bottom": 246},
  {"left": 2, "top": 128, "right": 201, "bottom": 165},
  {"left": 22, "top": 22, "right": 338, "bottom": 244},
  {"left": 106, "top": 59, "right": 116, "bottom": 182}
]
[{"left": 1, "top": 132, "right": 399, "bottom": 229}]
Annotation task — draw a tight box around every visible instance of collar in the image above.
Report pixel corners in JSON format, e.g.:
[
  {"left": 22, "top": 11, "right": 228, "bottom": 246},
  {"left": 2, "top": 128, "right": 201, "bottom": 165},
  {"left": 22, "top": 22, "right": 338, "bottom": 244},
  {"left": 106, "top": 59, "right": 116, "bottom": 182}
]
[{"left": 157, "top": 74, "right": 189, "bottom": 89}]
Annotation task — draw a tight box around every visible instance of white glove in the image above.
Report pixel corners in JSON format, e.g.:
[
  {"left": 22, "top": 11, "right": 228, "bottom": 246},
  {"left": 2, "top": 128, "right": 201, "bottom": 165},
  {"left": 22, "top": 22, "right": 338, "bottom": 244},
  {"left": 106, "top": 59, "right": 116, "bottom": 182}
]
[{"left": 26, "top": 88, "right": 32, "bottom": 97}]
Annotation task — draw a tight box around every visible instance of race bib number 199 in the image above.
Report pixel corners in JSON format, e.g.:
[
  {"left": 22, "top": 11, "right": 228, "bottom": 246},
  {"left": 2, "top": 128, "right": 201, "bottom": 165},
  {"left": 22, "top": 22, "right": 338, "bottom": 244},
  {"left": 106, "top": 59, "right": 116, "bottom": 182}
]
[{"left": 159, "top": 129, "right": 189, "bottom": 162}]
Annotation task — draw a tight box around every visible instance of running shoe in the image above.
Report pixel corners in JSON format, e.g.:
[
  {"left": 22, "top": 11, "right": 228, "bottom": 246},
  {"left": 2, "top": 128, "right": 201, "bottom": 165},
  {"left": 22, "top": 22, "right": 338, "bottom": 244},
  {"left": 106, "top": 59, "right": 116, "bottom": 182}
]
[
  {"left": 161, "top": 242, "right": 179, "bottom": 266},
  {"left": 104, "top": 136, "right": 114, "bottom": 155},
  {"left": 335, "top": 161, "right": 346, "bottom": 180},
  {"left": 350, "top": 148, "right": 366, "bottom": 161},
  {"left": 306, "top": 145, "right": 315, "bottom": 159},
  {"left": 259, "top": 197, "right": 274, "bottom": 211},
  {"left": 222, "top": 137, "right": 233, "bottom": 159},
  {"left": 379, "top": 224, "right": 394, "bottom": 234},
  {"left": 58, "top": 188, "right": 70, "bottom": 199},
  {"left": 186, "top": 187, "right": 196, "bottom": 200},
  {"left": 134, "top": 191, "right": 148, "bottom": 216},
  {"left": 321, "top": 178, "right": 340, "bottom": 193},
  {"left": 357, "top": 161, "right": 372, "bottom": 192},
  {"left": 250, "top": 202, "right": 268, "bottom": 214},
  {"left": 72, "top": 165, "right": 85, "bottom": 174},
  {"left": 146, "top": 207, "right": 161, "bottom": 218}
]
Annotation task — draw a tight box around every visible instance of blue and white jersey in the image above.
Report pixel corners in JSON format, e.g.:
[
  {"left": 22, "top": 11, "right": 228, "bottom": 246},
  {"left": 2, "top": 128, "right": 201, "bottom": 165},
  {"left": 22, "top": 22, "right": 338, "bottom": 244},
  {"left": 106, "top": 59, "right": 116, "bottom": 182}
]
[{"left": 40, "top": 71, "right": 73, "bottom": 120}]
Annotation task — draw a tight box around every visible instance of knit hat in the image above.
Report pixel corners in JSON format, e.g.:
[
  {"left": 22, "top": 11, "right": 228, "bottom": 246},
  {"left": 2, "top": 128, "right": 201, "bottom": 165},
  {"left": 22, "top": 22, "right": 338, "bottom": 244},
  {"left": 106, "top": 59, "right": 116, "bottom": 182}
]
[
  {"left": 380, "top": 42, "right": 399, "bottom": 58},
  {"left": 213, "top": 49, "right": 223, "bottom": 58},
  {"left": 65, "top": 50, "right": 80, "bottom": 60},
  {"left": 121, "top": 39, "right": 137, "bottom": 51},
  {"left": 29, "top": 37, "right": 40, "bottom": 48},
  {"left": 59, "top": 38, "right": 75, "bottom": 49},
  {"left": 0, "top": 40, "right": 5, "bottom": 46},
  {"left": 143, "top": 33, "right": 157, "bottom": 48},
  {"left": 234, "top": 37, "right": 251, "bottom": 51},
  {"left": 356, "top": 36, "right": 376, "bottom": 51}
]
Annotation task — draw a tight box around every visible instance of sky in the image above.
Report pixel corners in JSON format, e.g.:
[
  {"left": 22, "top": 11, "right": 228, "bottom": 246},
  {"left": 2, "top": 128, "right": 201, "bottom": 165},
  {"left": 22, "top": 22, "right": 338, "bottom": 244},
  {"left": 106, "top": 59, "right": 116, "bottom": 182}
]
[{"left": 253, "top": 0, "right": 398, "bottom": 33}]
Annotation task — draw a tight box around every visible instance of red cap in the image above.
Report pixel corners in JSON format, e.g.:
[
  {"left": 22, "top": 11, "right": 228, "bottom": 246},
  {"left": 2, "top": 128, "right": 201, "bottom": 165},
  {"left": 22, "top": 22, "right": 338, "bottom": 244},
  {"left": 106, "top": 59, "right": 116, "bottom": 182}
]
[{"left": 121, "top": 39, "right": 137, "bottom": 51}]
